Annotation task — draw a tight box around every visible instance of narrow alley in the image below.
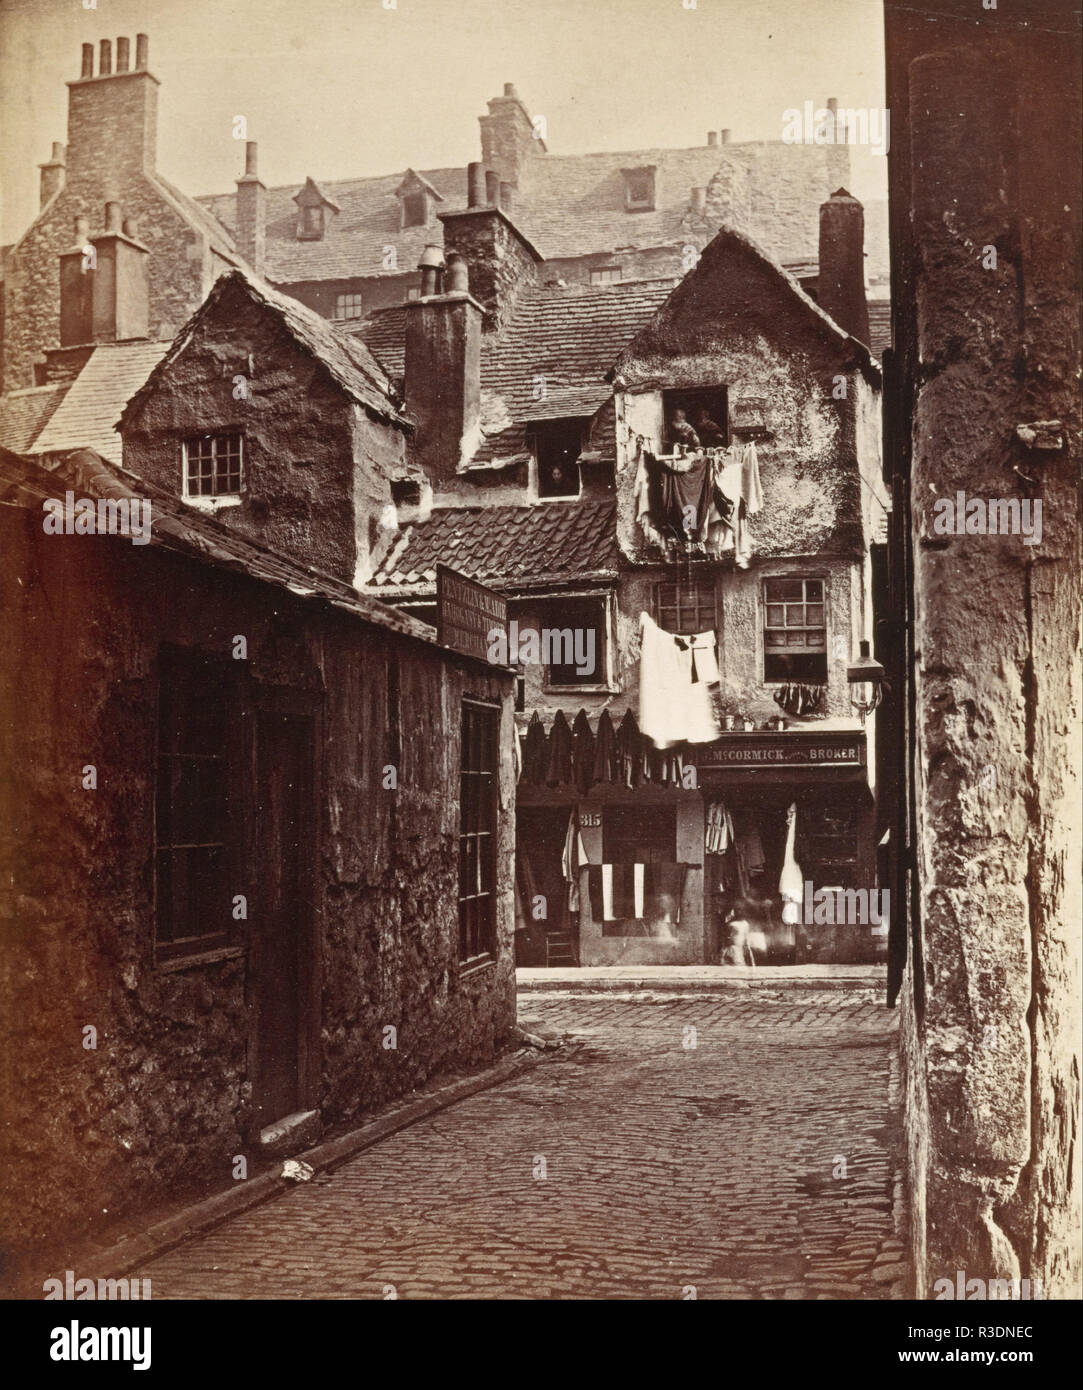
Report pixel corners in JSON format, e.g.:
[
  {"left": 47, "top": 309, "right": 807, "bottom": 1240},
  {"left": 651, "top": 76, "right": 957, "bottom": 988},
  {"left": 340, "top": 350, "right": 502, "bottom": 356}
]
[{"left": 133, "top": 987, "right": 906, "bottom": 1300}]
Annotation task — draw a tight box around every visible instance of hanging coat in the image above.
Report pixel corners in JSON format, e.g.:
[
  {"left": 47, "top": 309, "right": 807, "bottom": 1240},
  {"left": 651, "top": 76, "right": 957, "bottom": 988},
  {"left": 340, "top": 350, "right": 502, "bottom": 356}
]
[
  {"left": 615, "top": 709, "right": 643, "bottom": 788},
  {"left": 545, "top": 710, "right": 573, "bottom": 787},
  {"left": 522, "top": 711, "right": 547, "bottom": 785},
  {"left": 570, "top": 710, "right": 595, "bottom": 796},
  {"left": 779, "top": 802, "right": 803, "bottom": 925},
  {"left": 592, "top": 709, "right": 618, "bottom": 784}
]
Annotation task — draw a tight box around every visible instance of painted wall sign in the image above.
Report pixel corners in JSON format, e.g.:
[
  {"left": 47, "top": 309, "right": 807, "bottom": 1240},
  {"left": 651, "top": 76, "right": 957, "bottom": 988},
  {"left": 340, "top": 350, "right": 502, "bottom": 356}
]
[
  {"left": 688, "top": 733, "right": 866, "bottom": 769},
  {"left": 436, "top": 564, "right": 507, "bottom": 664}
]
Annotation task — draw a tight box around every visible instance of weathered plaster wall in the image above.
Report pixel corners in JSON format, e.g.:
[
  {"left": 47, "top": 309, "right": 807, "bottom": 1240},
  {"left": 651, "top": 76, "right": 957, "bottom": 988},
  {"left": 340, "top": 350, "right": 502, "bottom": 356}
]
[
  {"left": 0, "top": 520, "right": 515, "bottom": 1273},
  {"left": 122, "top": 285, "right": 404, "bottom": 586},
  {"left": 885, "top": 0, "right": 1081, "bottom": 1299}
]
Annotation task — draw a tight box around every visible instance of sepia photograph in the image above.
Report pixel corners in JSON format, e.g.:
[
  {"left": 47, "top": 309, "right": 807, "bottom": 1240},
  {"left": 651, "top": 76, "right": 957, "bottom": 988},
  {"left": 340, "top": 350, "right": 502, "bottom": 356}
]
[{"left": 0, "top": 0, "right": 1079, "bottom": 1363}]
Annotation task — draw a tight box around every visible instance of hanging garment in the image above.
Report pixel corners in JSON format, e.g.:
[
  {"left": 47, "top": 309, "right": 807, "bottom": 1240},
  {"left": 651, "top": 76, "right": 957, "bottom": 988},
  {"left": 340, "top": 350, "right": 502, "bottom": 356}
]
[
  {"left": 561, "top": 809, "right": 588, "bottom": 913},
  {"left": 570, "top": 710, "right": 595, "bottom": 795},
  {"left": 639, "top": 612, "right": 721, "bottom": 748},
  {"left": 615, "top": 710, "right": 643, "bottom": 787},
  {"left": 659, "top": 453, "right": 713, "bottom": 543},
  {"left": 588, "top": 864, "right": 620, "bottom": 922},
  {"left": 742, "top": 439, "right": 763, "bottom": 515},
  {"left": 633, "top": 862, "right": 646, "bottom": 919},
  {"left": 545, "top": 710, "right": 573, "bottom": 787},
  {"left": 778, "top": 802, "right": 803, "bottom": 924},
  {"left": 522, "top": 711, "right": 547, "bottom": 784},
  {"left": 673, "top": 629, "right": 722, "bottom": 743},
  {"left": 592, "top": 709, "right": 618, "bottom": 783},
  {"left": 705, "top": 802, "right": 735, "bottom": 855}
]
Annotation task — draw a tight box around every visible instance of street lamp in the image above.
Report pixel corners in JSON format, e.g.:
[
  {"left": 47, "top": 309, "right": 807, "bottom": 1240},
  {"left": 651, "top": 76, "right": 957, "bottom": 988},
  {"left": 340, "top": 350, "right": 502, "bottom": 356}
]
[{"left": 847, "top": 639, "right": 885, "bottom": 720}]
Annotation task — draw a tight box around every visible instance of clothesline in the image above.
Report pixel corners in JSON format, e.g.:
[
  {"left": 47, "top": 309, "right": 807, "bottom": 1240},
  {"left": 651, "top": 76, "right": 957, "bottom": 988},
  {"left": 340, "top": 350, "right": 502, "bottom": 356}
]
[{"left": 632, "top": 439, "right": 763, "bottom": 566}]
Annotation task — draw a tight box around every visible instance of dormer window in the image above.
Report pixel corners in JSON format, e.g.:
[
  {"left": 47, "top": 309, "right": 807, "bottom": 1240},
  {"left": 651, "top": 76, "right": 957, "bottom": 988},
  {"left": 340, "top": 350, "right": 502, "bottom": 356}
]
[
  {"left": 293, "top": 176, "right": 340, "bottom": 242},
  {"left": 395, "top": 169, "right": 444, "bottom": 232},
  {"left": 622, "top": 165, "right": 657, "bottom": 212}
]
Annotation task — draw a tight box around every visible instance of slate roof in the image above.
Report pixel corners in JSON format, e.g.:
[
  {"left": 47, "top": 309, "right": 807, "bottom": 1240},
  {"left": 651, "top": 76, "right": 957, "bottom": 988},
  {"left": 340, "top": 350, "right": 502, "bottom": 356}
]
[
  {"left": 0, "top": 383, "right": 68, "bottom": 455},
  {"left": 867, "top": 299, "right": 892, "bottom": 359},
  {"left": 369, "top": 500, "right": 620, "bottom": 596},
  {"left": 196, "top": 146, "right": 890, "bottom": 287},
  {"left": 121, "top": 270, "right": 407, "bottom": 431},
  {"left": 352, "top": 277, "right": 677, "bottom": 463},
  {"left": 0, "top": 447, "right": 461, "bottom": 654},
  {"left": 28, "top": 342, "right": 171, "bottom": 462}
]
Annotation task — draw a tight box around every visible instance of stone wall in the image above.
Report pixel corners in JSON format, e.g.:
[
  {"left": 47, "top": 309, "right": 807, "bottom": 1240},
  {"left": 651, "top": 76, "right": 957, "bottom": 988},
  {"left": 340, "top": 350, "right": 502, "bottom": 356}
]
[
  {"left": 0, "top": 515, "right": 515, "bottom": 1275},
  {"left": 884, "top": 0, "right": 1082, "bottom": 1299}
]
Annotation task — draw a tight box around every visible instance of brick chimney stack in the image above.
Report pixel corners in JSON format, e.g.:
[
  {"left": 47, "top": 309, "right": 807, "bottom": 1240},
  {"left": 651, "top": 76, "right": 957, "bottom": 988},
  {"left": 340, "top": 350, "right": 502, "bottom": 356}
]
[
  {"left": 235, "top": 140, "right": 266, "bottom": 275},
  {"left": 437, "top": 204, "right": 541, "bottom": 333},
  {"left": 66, "top": 34, "right": 158, "bottom": 177},
  {"left": 818, "top": 188, "right": 870, "bottom": 347},
  {"left": 404, "top": 250, "right": 484, "bottom": 482},
  {"left": 58, "top": 201, "right": 149, "bottom": 346},
  {"left": 38, "top": 142, "right": 66, "bottom": 208}
]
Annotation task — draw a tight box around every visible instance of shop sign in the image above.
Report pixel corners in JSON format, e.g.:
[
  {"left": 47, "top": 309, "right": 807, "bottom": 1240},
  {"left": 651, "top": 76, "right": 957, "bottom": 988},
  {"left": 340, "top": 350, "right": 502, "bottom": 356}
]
[
  {"left": 436, "top": 564, "right": 507, "bottom": 664},
  {"left": 689, "top": 734, "right": 865, "bottom": 769}
]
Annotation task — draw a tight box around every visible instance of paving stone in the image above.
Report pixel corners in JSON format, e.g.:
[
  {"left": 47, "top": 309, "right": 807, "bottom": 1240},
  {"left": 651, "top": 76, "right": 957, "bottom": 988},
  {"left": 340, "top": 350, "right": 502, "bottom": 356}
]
[{"left": 133, "top": 990, "right": 905, "bottom": 1300}]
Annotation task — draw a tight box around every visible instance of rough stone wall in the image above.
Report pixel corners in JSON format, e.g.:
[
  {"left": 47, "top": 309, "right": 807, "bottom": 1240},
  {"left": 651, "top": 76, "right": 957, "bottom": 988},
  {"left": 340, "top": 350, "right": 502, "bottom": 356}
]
[
  {"left": 121, "top": 282, "right": 404, "bottom": 587},
  {"left": 3, "top": 68, "right": 215, "bottom": 390},
  {"left": 885, "top": 0, "right": 1081, "bottom": 1299},
  {"left": 439, "top": 209, "right": 539, "bottom": 333},
  {"left": 0, "top": 519, "right": 515, "bottom": 1273}
]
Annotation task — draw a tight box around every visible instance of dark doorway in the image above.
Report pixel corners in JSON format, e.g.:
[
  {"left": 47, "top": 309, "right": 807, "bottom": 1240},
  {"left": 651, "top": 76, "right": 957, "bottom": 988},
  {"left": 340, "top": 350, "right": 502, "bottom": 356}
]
[
  {"left": 252, "top": 707, "right": 317, "bottom": 1129},
  {"left": 516, "top": 805, "right": 577, "bottom": 966}
]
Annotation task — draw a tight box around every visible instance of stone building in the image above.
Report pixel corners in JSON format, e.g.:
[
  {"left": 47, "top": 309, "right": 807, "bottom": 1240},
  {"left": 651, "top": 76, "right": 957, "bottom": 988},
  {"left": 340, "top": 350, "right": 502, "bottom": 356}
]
[
  {"left": 353, "top": 194, "right": 887, "bottom": 968},
  {"left": 882, "top": 0, "right": 1081, "bottom": 1299},
  {"left": 0, "top": 444, "right": 516, "bottom": 1274}
]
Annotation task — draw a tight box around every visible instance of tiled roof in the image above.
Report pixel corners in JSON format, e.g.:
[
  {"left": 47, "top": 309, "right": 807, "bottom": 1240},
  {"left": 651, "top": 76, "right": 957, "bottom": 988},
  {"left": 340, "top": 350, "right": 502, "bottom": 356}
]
[
  {"left": 0, "top": 383, "right": 69, "bottom": 455},
  {"left": 196, "top": 147, "right": 890, "bottom": 286},
  {"left": 352, "top": 278, "right": 676, "bottom": 461},
  {"left": 369, "top": 500, "right": 619, "bottom": 595},
  {"left": 30, "top": 342, "right": 171, "bottom": 462},
  {"left": 121, "top": 271, "right": 407, "bottom": 431},
  {"left": 0, "top": 447, "right": 449, "bottom": 652},
  {"left": 867, "top": 299, "right": 892, "bottom": 359}
]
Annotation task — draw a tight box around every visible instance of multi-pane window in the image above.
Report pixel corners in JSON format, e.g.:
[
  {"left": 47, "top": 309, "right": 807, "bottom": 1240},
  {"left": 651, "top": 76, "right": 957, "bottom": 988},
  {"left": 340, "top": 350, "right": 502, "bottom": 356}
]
[
  {"left": 459, "top": 701, "right": 499, "bottom": 963},
  {"left": 155, "top": 647, "right": 233, "bottom": 958},
  {"left": 590, "top": 266, "right": 623, "bottom": 285},
  {"left": 763, "top": 577, "right": 827, "bottom": 682},
  {"left": 184, "top": 433, "right": 243, "bottom": 499},
  {"left": 654, "top": 579, "right": 717, "bottom": 636},
  {"left": 333, "top": 292, "right": 364, "bottom": 320}
]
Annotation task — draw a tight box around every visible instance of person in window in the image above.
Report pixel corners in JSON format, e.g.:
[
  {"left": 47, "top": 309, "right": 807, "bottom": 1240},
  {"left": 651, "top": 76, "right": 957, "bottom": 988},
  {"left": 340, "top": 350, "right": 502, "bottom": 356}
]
[
  {"left": 692, "top": 406, "right": 726, "bottom": 449},
  {"left": 668, "top": 408, "right": 700, "bottom": 452}
]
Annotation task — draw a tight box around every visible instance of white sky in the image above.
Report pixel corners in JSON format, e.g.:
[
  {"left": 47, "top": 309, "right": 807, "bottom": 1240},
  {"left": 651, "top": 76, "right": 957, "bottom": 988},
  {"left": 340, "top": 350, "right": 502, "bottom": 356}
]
[{"left": 1, "top": 0, "right": 887, "bottom": 245}]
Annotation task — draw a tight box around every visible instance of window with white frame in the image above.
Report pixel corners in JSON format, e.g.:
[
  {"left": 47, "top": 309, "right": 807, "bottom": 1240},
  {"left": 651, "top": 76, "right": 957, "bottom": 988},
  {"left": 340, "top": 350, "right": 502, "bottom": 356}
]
[
  {"left": 590, "top": 265, "right": 623, "bottom": 285},
  {"left": 763, "top": 577, "right": 827, "bottom": 682},
  {"left": 654, "top": 578, "right": 717, "bottom": 636},
  {"left": 184, "top": 433, "right": 243, "bottom": 500}
]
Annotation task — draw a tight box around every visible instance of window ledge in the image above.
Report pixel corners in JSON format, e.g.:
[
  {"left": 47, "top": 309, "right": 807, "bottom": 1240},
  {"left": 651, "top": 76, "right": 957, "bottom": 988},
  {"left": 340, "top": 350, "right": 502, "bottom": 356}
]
[
  {"left": 459, "top": 954, "right": 497, "bottom": 981},
  {"left": 157, "top": 944, "right": 245, "bottom": 973},
  {"left": 544, "top": 683, "right": 617, "bottom": 695},
  {"left": 184, "top": 494, "right": 243, "bottom": 513}
]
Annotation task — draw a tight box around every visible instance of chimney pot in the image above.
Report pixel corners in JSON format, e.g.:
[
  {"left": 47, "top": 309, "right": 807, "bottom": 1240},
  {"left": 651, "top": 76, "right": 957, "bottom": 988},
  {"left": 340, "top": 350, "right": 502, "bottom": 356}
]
[
  {"left": 105, "top": 200, "right": 123, "bottom": 232},
  {"left": 720, "top": 128, "right": 732, "bottom": 144},
  {"left": 74, "top": 214, "right": 90, "bottom": 242},
  {"left": 52, "top": 141, "right": 66, "bottom": 162},
  {"left": 485, "top": 170, "right": 500, "bottom": 204},
  {"left": 122, "top": 215, "right": 139, "bottom": 239},
  {"left": 827, "top": 97, "right": 838, "bottom": 114},
  {"left": 707, "top": 131, "right": 718, "bottom": 147},
  {"left": 116, "top": 37, "right": 130, "bottom": 72},
  {"left": 135, "top": 34, "right": 149, "bottom": 70},
  {"left": 690, "top": 186, "right": 707, "bottom": 215},
  {"left": 418, "top": 242, "right": 445, "bottom": 296},
  {"left": 99, "top": 40, "right": 112, "bottom": 76},
  {"left": 80, "top": 44, "right": 94, "bottom": 79},
  {"left": 467, "top": 162, "right": 487, "bottom": 208},
  {"left": 503, "top": 83, "right": 517, "bottom": 98},
  {"left": 445, "top": 252, "right": 469, "bottom": 294},
  {"left": 498, "top": 181, "right": 514, "bottom": 213},
  {"left": 244, "top": 140, "right": 259, "bottom": 177}
]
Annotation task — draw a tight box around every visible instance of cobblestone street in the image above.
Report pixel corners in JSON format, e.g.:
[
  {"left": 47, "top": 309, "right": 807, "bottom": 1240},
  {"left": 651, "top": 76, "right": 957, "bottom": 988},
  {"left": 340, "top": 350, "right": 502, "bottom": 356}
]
[{"left": 135, "top": 988, "right": 907, "bottom": 1299}]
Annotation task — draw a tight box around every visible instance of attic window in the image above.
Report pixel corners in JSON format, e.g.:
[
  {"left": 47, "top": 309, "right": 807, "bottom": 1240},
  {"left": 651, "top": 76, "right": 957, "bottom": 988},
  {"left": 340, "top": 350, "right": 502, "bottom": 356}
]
[
  {"left": 401, "top": 192, "right": 429, "bottom": 228},
  {"left": 298, "top": 204, "right": 325, "bottom": 241},
  {"left": 622, "top": 166, "right": 656, "bottom": 212},
  {"left": 333, "top": 292, "right": 364, "bottom": 320},
  {"left": 391, "top": 478, "right": 422, "bottom": 507},
  {"left": 534, "top": 420, "right": 583, "bottom": 498},
  {"left": 590, "top": 266, "right": 623, "bottom": 285}
]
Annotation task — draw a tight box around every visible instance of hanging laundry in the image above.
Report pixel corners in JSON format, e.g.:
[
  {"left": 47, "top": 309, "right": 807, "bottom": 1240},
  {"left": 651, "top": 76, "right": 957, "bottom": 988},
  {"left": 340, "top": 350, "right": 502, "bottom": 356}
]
[
  {"left": 545, "top": 710, "right": 573, "bottom": 787},
  {"left": 778, "top": 802, "right": 803, "bottom": 925},
  {"left": 632, "top": 862, "right": 646, "bottom": 919},
  {"left": 639, "top": 612, "right": 721, "bottom": 748},
  {"left": 615, "top": 710, "right": 643, "bottom": 788},
  {"left": 570, "top": 710, "right": 595, "bottom": 795},
  {"left": 561, "top": 808, "right": 588, "bottom": 913},
  {"left": 521, "top": 711, "right": 547, "bottom": 785},
  {"left": 673, "top": 629, "right": 722, "bottom": 743},
  {"left": 705, "top": 802, "right": 735, "bottom": 855},
  {"left": 592, "top": 709, "right": 618, "bottom": 783}
]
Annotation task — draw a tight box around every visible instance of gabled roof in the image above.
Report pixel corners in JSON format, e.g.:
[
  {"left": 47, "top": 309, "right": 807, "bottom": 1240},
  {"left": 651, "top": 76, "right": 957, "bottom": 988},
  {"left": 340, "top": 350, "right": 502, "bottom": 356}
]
[
  {"left": 0, "top": 382, "right": 69, "bottom": 455},
  {"left": 610, "top": 224, "right": 881, "bottom": 382},
  {"left": 368, "top": 500, "right": 619, "bottom": 596},
  {"left": 394, "top": 169, "right": 444, "bottom": 203},
  {"left": 0, "top": 446, "right": 459, "bottom": 654},
  {"left": 120, "top": 270, "right": 408, "bottom": 431},
  {"left": 351, "top": 277, "right": 677, "bottom": 465},
  {"left": 196, "top": 144, "right": 890, "bottom": 287},
  {"left": 293, "top": 176, "right": 341, "bottom": 212},
  {"left": 27, "top": 341, "right": 172, "bottom": 462}
]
